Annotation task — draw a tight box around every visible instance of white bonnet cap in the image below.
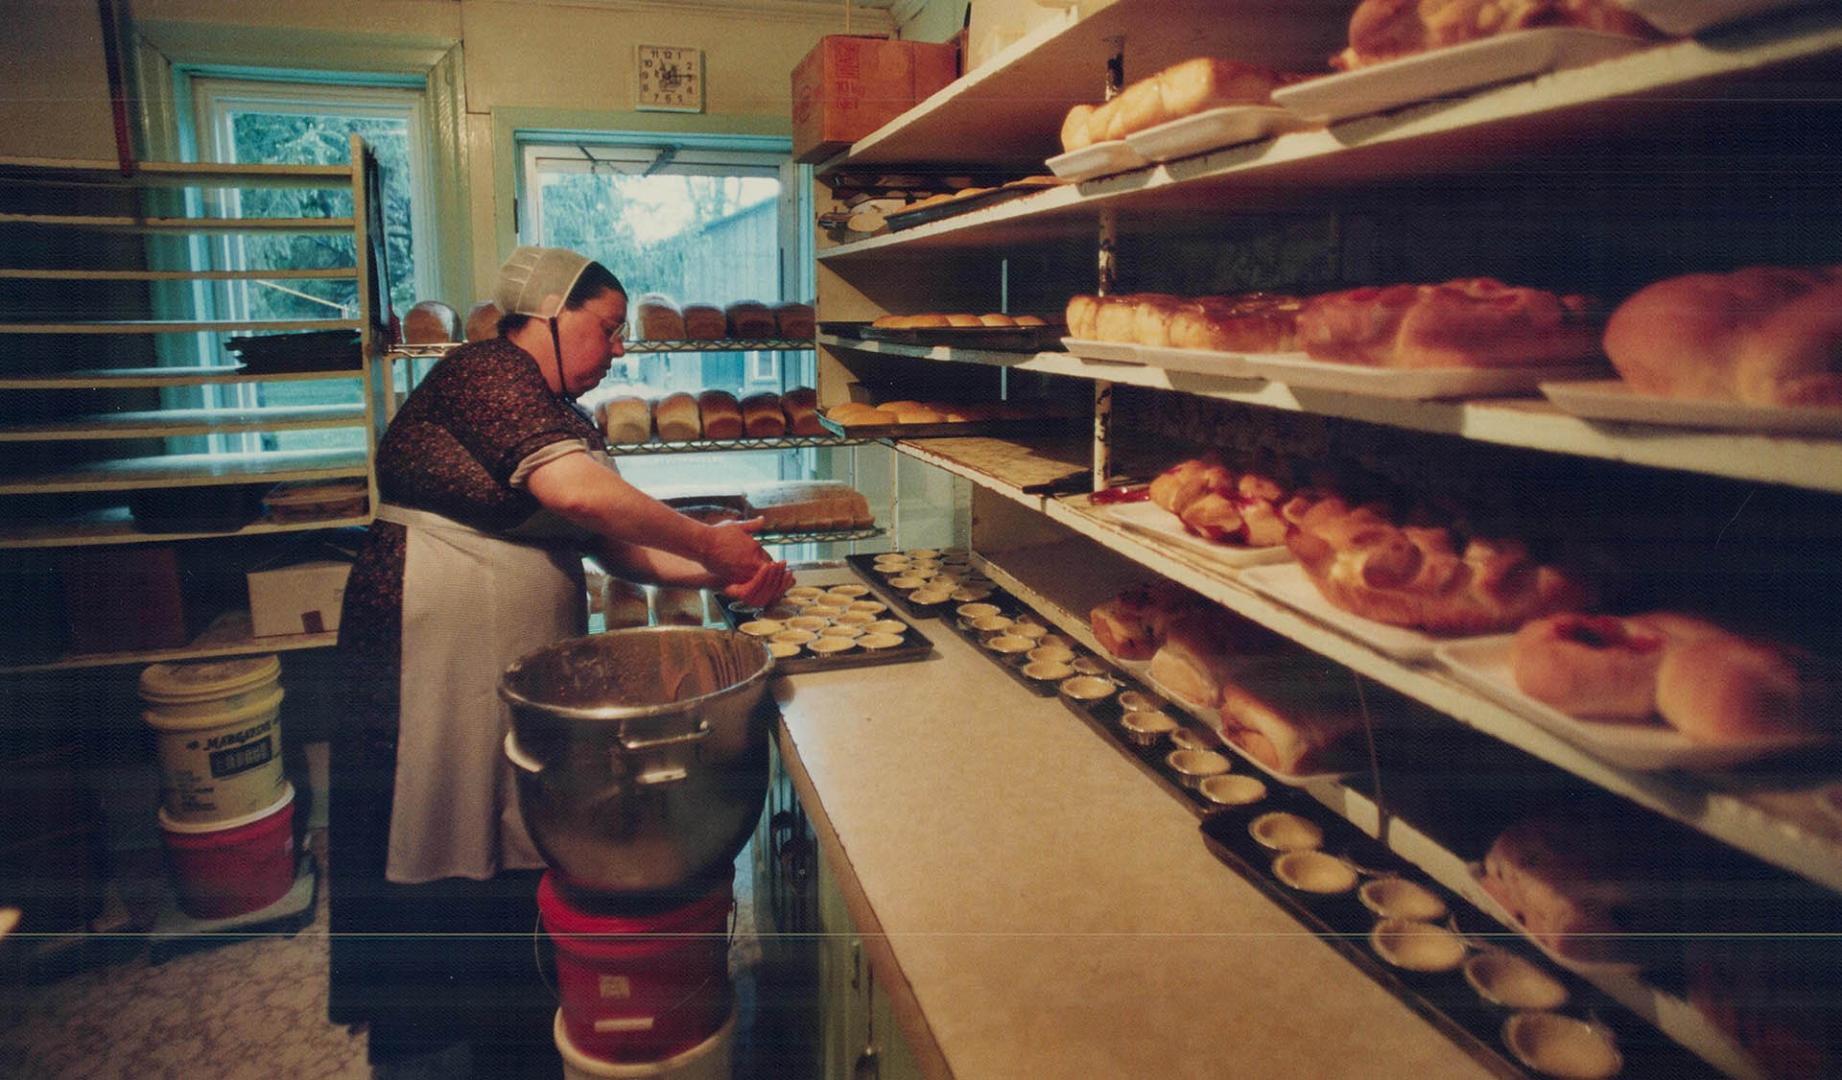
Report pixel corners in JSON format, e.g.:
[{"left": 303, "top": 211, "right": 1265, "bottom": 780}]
[{"left": 493, "top": 246, "right": 592, "bottom": 319}]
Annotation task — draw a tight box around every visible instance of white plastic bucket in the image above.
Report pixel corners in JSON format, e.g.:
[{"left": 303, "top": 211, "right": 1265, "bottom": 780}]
[
  {"left": 554, "top": 1008, "right": 735, "bottom": 1080},
  {"left": 140, "top": 655, "right": 286, "bottom": 823}
]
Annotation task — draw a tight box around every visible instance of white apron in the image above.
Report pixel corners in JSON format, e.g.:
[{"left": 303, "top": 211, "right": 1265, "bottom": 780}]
[{"left": 376, "top": 501, "right": 587, "bottom": 884}]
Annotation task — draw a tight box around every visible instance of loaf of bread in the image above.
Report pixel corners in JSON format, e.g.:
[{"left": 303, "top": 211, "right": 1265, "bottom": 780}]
[
  {"left": 1148, "top": 610, "right": 1284, "bottom": 707},
  {"left": 773, "top": 302, "right": 816, "bottom": 339},
  {"left": 603, "top": 577, "right": 651, "bottom": 630},
  {"left": 740, "top": 392, "right": 787, "bottom": 437},
  {"left": 1332, "top": 0, "right": 1657, "bottom": 72},
  {"left": 683, "top": 304, "right": 726, "bottom": 340},
  {"left": 827, "top": 401, "right": 898, "bottom": 427},
  {"left": 637, "top": 293, "right": 686, "bottom": 340},
  {"left": 727, "top": 300, "right": 777, "bottom": 338},
  {"left": 653, "top": 392, "right": 702, "bottom": 442},
  {"left": 782, "top": 386, "right": 825, "bottom": 435},
  {"left": 1296, "top": 278, "right": 1603, "bottom": 369},
  {"left": 1066, "top": 295, "right": 1102, "bottom": 339},
  {"left": 1058, "top": 57, "right": 1286, "bottom": 152},
  {"left": 465, "top": 302, "right": 501, "bottom": 342},
  {"left": 1089, "top": 581, "right": 1206, "bottom": 661},
  {"left": 1168, "top": 294, "right": 1302, "bottom": 353},
  {"left": 1602, "top": 265, "right": 1842, "bottom": 409},
  {"left": 599, "top": 395, "right": 652, "bottom": 444},
  {"left": 1285, "top": 496, "right": 1587, "bottom": 635},
  {"left": 654, "top": 586, "right": 710, "bottom": 627},
  {"left": 743, "top": 481, "right": 872, "bottom": 531},
  {"left": 697, "top": 390, "right": 744, "bottom": 440},
  {"left": 1130, "top": 294, "right": 1188, "bottom": 348},
  {"left": 404, "top": 300, "right": 460, "bottom": 344},
  {"left": 1216, "top": 654, "right": 1368, "bottom": 774},
  {"left": 1479, "top": 816, "right": 1643, "bottom": 965}
]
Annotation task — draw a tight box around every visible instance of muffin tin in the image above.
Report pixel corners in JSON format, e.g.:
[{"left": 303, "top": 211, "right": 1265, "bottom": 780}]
[
  {"left": 726, "top": 576, "right": 935, "bottom": 674},
  {"left": 846, "top": 552, "right": 991, "bottom": 620},
  {"left": 934, "top": 585, "right": 1118, "bottom": 699}
]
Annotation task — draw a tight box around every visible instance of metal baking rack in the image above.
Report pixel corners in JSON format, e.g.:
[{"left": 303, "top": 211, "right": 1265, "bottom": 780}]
[
  {"left": 604, "top": 433, "right": 868, "bottom": 456},
  {"left": 622, "top": 338, "right": 814, "bottom": 353}
]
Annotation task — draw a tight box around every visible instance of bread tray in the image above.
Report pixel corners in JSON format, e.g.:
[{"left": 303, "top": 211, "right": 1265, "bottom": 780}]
[
  {"left": 846, "top": 323, "right": 1068, "bottom": 352},
  {"left": 1123, "top": 105, "right": 1312, "bottom": 164},
  {"left": 722, "top": 597, "right": 934, "bottom": 676},
  {"left": 1045, "top": 140, "right": 1150, "bottom": 182},
  {"left": 1271, "top": 29, "right": 1653, "bottom": 124},
  {"left": 1435, "top": 635, "right": 1829, "bottom": 771},
  {"left": 817, "top": 413, "right": 1083, "bottom": 442},
  {"left": 1539, "top": 378, "right": 1842, "bottom": 435},
  {"left": 1239, "top": 563, "right": 1454, "bottom": 663},
  {"left": 1237, "top": 352, "right": 1609, "bottom": 400},
  {"left": 1076, "top": 497, "right": 1293, "bottom": 571}
]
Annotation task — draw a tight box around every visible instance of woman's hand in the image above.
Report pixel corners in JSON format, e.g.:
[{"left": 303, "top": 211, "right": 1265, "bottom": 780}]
[
  {"left": 722, "top": 560, "right": 794, "bottom": 609},
  {"left": 698, "top": 517, "right": 773, "bottom": 583}
]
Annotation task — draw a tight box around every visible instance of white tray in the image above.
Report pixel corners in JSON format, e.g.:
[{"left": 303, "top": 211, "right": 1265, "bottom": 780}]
[
  {"left": 1098, "top": 501, "right": 1293, "bottom": 569},
  {"left": 1061, "top": 337, "right": 1144, "bottom": 364},
  {"left": 1616, "top": 0, "right": 1817, "bottom": 34},
  {"left": 1464, "top": 863, "right": 1646, "bottom": 977},
  {"left": 1045, "top": 140, "right": 1150, "bottom": 182},
  {"left": 1540, "top": 378, "right": 1842, "bottom": 435},
  {"left": 1238, "top": 563, "right": 1454, "bottom": 663},
  {"left": 1132, "top": 343, "right": 1261, "bottom": 379},
  {"left": 1435, "top": 635, "right": 1827, "bottom": 771},
  {"left": 1272, "top": 29, "right": 1652, "bottom": 123},
  {"left": 1240, "top": 351, "right": 1606, "bottom": 400},
  {"left": 1123, "top": 105, "right": 1310, "bottom": 163},
  {"left": 1108, "top": 656, "right": 1355, "bottom": 788}
]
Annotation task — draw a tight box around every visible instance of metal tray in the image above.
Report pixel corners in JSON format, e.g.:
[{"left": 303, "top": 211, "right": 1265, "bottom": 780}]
[
  {"left": 882, "top": 184, "right": 1046, "bottom": 231},
  {"left": 932, "top": 587, "right": 1088, "bottom": 698},
  {"left": 846, "top": 553, "right": 984, "bottom": 620},
  {"left": 720, "top": 596, "right": 935, "bottom": 676}
]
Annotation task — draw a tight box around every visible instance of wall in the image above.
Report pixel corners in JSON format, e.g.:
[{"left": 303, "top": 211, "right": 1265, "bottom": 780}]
[{"left": 4, "top": 0, "right": 891, "bottom": 301}]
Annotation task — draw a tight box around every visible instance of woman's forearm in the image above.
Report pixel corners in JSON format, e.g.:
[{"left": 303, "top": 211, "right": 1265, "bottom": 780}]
[
  {"left": 593, "top": 537, "right": 720, "bottom": 588},
  {"left": 527, "top": 452, "right": 710, "bottom": 559}
]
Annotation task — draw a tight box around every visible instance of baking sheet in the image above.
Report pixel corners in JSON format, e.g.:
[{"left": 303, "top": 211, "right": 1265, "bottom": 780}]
[
  {"left": 1239, "top": 352, "right": 1608, "bottom": 400},
  {"left": 1123, "top": 105, "right": 1312, "bottom": 163},
  {"left": 1271, "top": 29, "right": 1653, "bottom": 123},
  {"left": 846, "top": 554, "right": 994, "bottom": 620},
  {"left": 1132, "top": 343, "right": 1263, "bottom": 379},
  {"left": 1540, "top": 378, "right": 1842, "bottom": 435},
  {"left": 1238, "top": 563, "right": 1456, "bottom": 663},
  {"left": 723, "top": 589, "right": 935, "bottom": 675},
  {"left": 1045, "top": 139, "right": 1150, "bottom": 182},
  {"left": 1091, "top": 500, "right": 1294, "bottom": 570},
  {"left": 1435, "top": 635, "right": 1828, "bottom": 771},
  {"left": 1059, "top": 338, "right": 1144, "bottom": 364},
  {"left": 882, "top": 181, "right": 1056, "bottom": 232}
]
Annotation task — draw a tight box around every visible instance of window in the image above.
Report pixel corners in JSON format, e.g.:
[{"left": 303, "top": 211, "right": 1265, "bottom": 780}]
[
  {"left": 187, "top": 77, "right": 436, "bottom": 451},
  {"left": 520, "top": 138, "right": 812, "bottom": 492}
]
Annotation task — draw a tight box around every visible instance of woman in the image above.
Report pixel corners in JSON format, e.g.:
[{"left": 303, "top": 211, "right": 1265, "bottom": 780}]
[{"left": 329, "top": 246, "right": 790, "bottom": 1075}]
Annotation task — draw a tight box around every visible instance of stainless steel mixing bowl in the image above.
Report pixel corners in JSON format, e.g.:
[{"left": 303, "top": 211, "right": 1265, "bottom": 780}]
[{"left": 498, "top": 627, "right": 775, "bottom": 896}]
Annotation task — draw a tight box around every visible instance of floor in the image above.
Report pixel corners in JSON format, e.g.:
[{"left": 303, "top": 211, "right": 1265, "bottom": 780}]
[{"left": 0, "top": 833, "right": 794, "bottom": 1080}]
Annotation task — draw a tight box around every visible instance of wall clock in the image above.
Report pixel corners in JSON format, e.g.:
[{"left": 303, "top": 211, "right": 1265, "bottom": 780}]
[{"left": 636, "top": 44, "right": 704, "bottom": 113}]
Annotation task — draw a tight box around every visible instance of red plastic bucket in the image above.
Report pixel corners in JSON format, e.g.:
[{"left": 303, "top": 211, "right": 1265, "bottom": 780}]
[
  {"left": 539, "top": 871, "right": 733, "bottom": 1064},
  {"left": 158, "top": 782, "right": 295, "bottom": 919}
]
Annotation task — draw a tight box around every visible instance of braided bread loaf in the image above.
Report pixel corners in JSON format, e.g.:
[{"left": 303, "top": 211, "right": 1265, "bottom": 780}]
[{"left": 1284, "top": 496, "right": 1586, "bottom": 635}]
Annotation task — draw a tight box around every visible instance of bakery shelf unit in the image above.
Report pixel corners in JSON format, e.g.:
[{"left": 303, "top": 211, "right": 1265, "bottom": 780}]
[
  {"left": 0, "top": 135, "right": 390, "bottom": 671},
  {"left": 809, "top": 3, "right": 1842, "bottom": 1076}
]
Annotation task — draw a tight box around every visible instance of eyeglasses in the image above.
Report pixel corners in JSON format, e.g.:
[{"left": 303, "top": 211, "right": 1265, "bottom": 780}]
[{"left": 607, "top": 320, "right": 629, "bottom": 344}]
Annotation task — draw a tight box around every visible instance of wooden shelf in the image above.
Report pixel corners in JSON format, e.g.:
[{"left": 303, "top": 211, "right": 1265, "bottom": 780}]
[
  {"left": 0, "top": 213, "right": 355, "bottom": 235},
  {"left": 825, "top": 336, "right": 1842, "bottom": 495},
  {"left": 0, "top": 506, "right": 371, "bottom": 549},
  {"left": 830, "top": 0, "right": 1350, "bottom": 171},
  {"left": 901, "top": 435, "right": 1842, "bottom": 895},
  {"left": 0, "top": 404, "right": 366, "bottom": 441},
  {"left": 971, "top": 542, "right": 1770, "bottom": 1080},
  {"left": 0, "top": 156, "right": 355, "bottom": 189},
  {"left": 0, "top": 318, "right": 359, "bottom": 335},
  {"left": 0, "top": 267, "right": 359, "bottom": 282},
  {"left": 819, "top": 8, "right": 1842, "bottom": 256},
  {"left": 0, "top": 366, "right": 362, "bottom": 389},
  {"left": 0, "top": 448, "right": 367, "bottom": 495},
  {"left": 0, "top": 610, "right": 337, "bottom": 675}
]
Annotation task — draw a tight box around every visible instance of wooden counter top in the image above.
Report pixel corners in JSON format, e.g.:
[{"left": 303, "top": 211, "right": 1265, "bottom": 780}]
[{"left": 771, "top": 570, "right": 1497, "bottom": 1080}]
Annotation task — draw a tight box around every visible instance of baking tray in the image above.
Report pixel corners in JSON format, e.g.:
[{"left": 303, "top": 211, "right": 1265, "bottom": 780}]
[
  {"left": 934, "top": 588, "right": 1095, "bottom": 698},
  {"left": 720, "top": 596, "right": 935, "bottom": 676},
  {"left": 846, "top": 553, "right": 993, "bottom": 620},
  {"left": 817, "top": 413, "right": 1083, "bottom": 442},
  {"left": 882, "top": 184, "right": 1047, "bottom": 232}
]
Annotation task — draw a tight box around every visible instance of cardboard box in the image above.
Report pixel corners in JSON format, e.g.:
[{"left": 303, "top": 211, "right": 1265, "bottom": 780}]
[
  {"left": 247, "top": 558, "right": 351, "bottom": 637},
  {"left": 792, "top": 36, "right": 960, "bottom": 164}
]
